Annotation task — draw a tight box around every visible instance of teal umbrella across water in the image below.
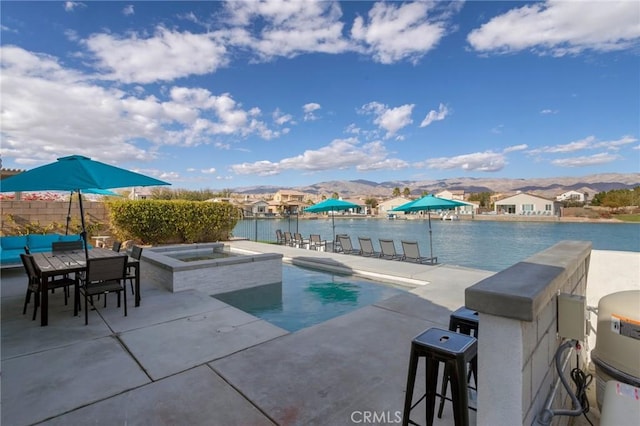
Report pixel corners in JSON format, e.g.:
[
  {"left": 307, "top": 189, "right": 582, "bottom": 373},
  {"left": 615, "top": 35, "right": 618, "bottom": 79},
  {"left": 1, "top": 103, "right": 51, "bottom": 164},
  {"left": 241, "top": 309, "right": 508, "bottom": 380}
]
[
  {"left": 1, "top": 155, "right": 170, "bottom": 258},
  {"left": 391, "top": 194, "right": 466, "bottom": 261},
  {"left": 305, "top": 198, "right": 360, "bottom": 246}
]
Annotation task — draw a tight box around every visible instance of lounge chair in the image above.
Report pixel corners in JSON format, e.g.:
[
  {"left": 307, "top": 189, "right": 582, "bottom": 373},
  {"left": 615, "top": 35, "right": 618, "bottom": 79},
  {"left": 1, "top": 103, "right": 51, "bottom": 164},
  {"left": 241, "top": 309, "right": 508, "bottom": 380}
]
[
  {"left": 283, "top": 231, "right": 294, "bottom": 246},
  {"left": 401, "top": 240, "right": 437, "bottom": 264},
  {"left": 293, "top": 233, "right": 308, "bottom": 249},
  {"left": 275, "top": 229, "right": 285, "bottom": 245},
  {"left": 309, "top": 234, "right": 327, "bottom": 251},
  {"left": 358, "top": 237, "right": 380, "bottom": 257},
  {"left": 337, "top": 235, "right": 359, "bottom": 254},
  {"left": 379, "top": 239, "right": 400, "bottom": 260}
]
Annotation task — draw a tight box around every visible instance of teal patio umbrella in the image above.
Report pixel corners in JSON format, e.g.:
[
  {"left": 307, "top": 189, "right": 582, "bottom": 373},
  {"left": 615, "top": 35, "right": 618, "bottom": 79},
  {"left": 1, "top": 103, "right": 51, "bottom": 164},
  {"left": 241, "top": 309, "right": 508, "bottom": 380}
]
[
  {"left": 1, "top": 155, "right": 170, "bottom": 258},
  {"left": 304, "top": 198, "right": 360, "bottom": 246},
  {"left": 391, "top": 194, "right": 466, "bottom": 261}
]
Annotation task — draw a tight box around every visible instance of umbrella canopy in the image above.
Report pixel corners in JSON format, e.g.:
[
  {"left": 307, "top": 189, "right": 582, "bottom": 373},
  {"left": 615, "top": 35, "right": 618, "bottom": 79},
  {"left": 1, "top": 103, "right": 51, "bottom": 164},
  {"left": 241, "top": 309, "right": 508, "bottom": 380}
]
[
  {"left": 305, "top": 198, "right": 360, "bottom": 246},
  {"left": 1, "top": 155, "right": 170, "bottom": 258},
  {"left": 391, "top": 194, "right": 466, "bottom": 261}
]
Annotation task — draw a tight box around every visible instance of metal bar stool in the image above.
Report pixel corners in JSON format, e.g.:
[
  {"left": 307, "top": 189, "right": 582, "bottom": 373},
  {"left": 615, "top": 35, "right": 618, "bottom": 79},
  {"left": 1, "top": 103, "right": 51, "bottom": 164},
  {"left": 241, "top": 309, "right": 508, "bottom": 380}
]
[
  {"left": 438, "top": 307, "right": 479, "bottom": 419},
  {"left": 402, "top": 327, "right": 477, "bottom": 426}
]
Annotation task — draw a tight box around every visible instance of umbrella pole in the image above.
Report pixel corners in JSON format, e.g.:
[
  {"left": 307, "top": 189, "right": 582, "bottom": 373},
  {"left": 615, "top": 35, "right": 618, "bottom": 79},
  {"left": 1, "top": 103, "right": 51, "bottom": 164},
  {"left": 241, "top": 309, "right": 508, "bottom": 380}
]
[
  {"left": 78, "top": 191, "right": 89, "bottom": 260},
  {"left": 332, "top": 211, "right": 336, "bottom": 252},
  {"left": 65, "top": 191, "right": 73, "bottom": 235},
  {"left": 428, "top": 210, "right": 434, "bottom": 260}
]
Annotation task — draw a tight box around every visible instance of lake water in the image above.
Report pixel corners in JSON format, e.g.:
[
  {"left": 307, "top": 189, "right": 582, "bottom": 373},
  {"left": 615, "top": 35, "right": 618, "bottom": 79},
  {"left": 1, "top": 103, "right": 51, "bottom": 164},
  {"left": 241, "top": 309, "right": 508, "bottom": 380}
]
[{"left": 233, "top": 218, "right": 640, "bottom": 272}]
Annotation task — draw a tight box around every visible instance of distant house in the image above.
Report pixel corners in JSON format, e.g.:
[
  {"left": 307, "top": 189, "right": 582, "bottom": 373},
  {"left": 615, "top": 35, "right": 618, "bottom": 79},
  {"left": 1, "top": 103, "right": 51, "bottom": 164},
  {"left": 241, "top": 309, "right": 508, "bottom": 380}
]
[
  {"left": 273, "top": 190, "right": 307, "bottom": 215},
  {"left": 556, "top": 190, "right": 586, "bottom": 203},
  {"left": 241, "top": 200, "right": 269, "bottom": 217},
  {"left": 129, "top": 187, "right": 153, "bottom": 200},
  {"left": 436, "top": 189, "right": 465, "bottom": 201},
  {"left": 376, "top": 197, "right": 412, "bottom": 218},
  {"left": 494, "top": 193, "right": 559, "bottom": 216}
]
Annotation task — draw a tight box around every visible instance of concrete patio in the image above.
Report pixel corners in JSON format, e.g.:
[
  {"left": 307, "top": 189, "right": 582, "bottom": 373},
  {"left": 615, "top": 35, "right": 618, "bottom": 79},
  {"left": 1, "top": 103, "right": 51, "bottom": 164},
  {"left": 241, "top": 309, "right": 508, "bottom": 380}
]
[{"left": 2, "top": 241, "right": 632, "bottom": 425}]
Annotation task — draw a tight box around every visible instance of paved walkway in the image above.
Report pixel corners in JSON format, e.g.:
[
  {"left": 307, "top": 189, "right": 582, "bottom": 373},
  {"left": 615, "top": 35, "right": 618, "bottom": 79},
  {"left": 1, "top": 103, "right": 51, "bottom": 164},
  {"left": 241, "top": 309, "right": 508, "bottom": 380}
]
[{"left": 3, "top": 242, "right": 631, "bottom": 425}]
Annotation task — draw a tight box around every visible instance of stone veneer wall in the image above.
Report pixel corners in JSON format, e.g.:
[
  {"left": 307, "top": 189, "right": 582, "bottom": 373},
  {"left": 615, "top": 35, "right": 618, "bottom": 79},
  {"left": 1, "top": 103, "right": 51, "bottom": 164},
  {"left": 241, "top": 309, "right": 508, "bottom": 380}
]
[
  {"left": 466, "top": 240, "right": 592, "bottom": 426},
  {"left": 1, "top": 200, "right": 109, "bottom": 235}
]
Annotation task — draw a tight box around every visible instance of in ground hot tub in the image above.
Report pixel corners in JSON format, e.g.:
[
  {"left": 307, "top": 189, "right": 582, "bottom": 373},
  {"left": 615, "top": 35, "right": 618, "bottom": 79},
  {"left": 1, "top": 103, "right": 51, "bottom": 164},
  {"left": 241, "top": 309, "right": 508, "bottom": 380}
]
[{"left": 141, "top": 243, "right": 283, "bottom": 294}]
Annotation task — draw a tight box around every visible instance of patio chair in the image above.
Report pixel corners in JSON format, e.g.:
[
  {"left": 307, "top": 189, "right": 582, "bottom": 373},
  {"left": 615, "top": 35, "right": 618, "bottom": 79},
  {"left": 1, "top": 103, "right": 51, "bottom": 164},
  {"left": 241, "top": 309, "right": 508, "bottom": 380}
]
[
  {"left": 52, "top": 240, "right": 83, "bottom": 253},
  {"left": 309, "top": 234, "right": 327, "bottom": 251},
  {"left": 379, "top": 239, "right": 400, "bottom": 260},
  {"left": 358, "top": 237, "right": 380, "bottom": 257},
  {"left": 401, "top": 240, "right": 437, "bottom": 264},
  {"left": 337, "top": 235, "right": 359, "bottom": 254},
  {"left": 111, "top": 240, "right": 122, "bottom": 252},
  {"left": 125, "top": 245, "right": 143, "bottom": 295},
  {"left": 275, "top": 229, "right": 285, "bottom": 245},
  {"left": 293, "top": 233, "right": 308, "bottom": 249},
  {"left": 80, "top": 255, "right": 128, "bottom": 325},
  {"left": 20, "top": 253, "right": 74, "bottom": 320},
  {"left": 283, "top": 231, "right": 294, "bottom": 247}
]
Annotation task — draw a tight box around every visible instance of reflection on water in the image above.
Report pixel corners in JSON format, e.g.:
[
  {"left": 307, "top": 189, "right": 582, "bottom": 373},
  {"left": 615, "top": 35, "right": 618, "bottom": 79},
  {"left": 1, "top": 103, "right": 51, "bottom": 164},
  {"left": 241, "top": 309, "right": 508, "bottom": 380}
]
[{"left": 212, "top": 265, "right": 402, "bottom": 332}]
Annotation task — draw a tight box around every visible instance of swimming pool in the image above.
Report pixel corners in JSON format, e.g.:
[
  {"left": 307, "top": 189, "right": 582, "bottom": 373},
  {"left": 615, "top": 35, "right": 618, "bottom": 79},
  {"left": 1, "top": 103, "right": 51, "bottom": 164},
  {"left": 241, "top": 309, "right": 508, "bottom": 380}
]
[{"left": 213, "top": 264, "right": 404, "bottom": 332}]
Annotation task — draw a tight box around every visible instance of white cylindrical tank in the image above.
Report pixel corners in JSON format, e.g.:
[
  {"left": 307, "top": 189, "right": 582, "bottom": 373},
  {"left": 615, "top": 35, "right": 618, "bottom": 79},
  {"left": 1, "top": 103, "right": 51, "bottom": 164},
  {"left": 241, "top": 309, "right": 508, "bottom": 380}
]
[{"left": 590, "top": 290, "right": 640, "bottom": 410}]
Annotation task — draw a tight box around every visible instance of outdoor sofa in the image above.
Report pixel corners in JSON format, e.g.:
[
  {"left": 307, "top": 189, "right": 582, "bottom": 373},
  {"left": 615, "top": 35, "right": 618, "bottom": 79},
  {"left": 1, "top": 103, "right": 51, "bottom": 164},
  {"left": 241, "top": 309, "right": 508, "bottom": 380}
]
[{"left": 0, "top": 234, "right": 91, "bottom": 267}]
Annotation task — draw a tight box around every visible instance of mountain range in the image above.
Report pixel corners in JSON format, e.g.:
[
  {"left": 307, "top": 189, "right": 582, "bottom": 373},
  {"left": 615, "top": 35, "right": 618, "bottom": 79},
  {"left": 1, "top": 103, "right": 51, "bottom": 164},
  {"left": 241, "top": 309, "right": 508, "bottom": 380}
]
[{"left": 233, "top": 173, "right": 640, "bottom": 199}]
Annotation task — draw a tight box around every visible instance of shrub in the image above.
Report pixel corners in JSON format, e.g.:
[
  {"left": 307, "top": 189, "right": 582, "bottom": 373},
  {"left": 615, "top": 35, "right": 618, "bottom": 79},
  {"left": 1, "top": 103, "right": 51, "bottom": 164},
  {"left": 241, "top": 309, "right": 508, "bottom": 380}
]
[{"left": 106, "top": 200, "right": 240, "bottom": 245}]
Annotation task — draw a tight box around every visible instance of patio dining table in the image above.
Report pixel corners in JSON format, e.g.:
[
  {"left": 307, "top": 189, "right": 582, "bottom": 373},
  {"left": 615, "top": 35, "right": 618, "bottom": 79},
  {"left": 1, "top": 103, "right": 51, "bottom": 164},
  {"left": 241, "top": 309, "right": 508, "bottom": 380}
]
[{"left": 31, "top": 247, "right": 140, "bottom": 326}]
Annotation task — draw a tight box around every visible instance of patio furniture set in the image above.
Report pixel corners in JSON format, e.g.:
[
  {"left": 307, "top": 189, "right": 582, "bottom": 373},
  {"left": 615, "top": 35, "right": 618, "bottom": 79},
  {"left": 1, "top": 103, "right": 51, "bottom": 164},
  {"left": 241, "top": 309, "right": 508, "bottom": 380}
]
[{"left": 20, "top": 239, "right": 143, "bottom": 326}]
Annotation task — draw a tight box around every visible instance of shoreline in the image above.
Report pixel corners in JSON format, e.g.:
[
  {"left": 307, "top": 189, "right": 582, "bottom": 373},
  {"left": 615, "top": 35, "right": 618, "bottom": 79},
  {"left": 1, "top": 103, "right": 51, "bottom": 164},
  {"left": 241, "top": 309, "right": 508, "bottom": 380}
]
[{"left": 298, "top": 214, "right": 631, "bottom": 224}]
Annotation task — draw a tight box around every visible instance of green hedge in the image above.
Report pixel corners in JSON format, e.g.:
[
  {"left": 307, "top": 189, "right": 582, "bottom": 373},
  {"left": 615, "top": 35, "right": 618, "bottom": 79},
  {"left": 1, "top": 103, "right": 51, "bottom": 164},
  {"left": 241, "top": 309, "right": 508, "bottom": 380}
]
[{"left": 106, "top": 200, "right": 240, "bottom": 245}]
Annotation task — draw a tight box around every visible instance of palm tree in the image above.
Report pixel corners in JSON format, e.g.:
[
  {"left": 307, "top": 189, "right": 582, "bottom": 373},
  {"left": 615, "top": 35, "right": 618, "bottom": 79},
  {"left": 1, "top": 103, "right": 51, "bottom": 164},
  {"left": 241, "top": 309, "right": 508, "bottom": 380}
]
[{"left": 392, "top": 187, "right": 401, "bottom": 197}]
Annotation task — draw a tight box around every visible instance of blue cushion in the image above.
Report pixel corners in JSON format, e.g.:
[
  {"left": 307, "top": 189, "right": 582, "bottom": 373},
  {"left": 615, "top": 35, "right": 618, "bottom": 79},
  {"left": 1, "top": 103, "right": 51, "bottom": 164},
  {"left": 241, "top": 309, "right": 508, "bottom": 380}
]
[
  {"left": 1, "top": 235, "right": 28, "bottom": 250},
  {"left": 27, "top": 234, "right": 61, "bottom": 250},
  {"left": 58, "top": 234, "right": 83, "bottom": 243}
]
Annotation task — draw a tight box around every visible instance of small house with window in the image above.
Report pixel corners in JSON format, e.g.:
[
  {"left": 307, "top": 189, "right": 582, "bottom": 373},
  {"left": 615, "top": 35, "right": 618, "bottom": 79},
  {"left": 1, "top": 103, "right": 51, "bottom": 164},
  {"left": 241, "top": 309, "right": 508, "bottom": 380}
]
[{"left": 494, "top": 193, "right": 559, "bottom": 216}]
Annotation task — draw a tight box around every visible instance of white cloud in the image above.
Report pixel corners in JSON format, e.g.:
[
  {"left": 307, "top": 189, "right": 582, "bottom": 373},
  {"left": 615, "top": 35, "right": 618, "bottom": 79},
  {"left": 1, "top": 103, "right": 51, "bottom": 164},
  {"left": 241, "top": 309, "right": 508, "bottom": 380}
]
[
  {"left": 552, "top": 153, "right": 621, "bottom": 167},
  {"left": 222, "top": 0, "right": 351, "bottom": 60},
  {"left": 123, "top": 5, "right": 135, "bottom": 16},
  {"left": 64, "top": 2, "right": 85, "bottom": 12},
  {"left": 85, "top": 27, "right": 229, "bottom": 84},
  {"left": 503, "top": 144, "right": 528, "bottom": 153},
  {"left": 540, "top": 109, "right": 558, "bottom": 114},
  {"left": 421, "top": 151, "right": 507, "bottom": 172},
  {"left": 231, "top": 137, "right": 407, "bottom": 176},
  {"left": 303, "top": 102, "right": 321, "bottom": 121},
  {"left": 0, "top": 46, "right": 281, "bottom": 167},
  {"left": 528, "top": 135, "right": 637, "bottom": 155},
  {"left": 468, "top": 0, "right": 640, "bottom": 56},
  {"left": 201, "top": 167, "right": 217, "bottom": 174},
  {"left": 273, "top": 108, "right": 294, "bottom": 126},
  {"left": 351, "top": 1, "right": 450, "bottom": 64},
  {"left": 360, "top": 101, "right": 414, "bottom": 139},
  {"left": 420, "top": 103, "right": 449, "bottom": 127}
]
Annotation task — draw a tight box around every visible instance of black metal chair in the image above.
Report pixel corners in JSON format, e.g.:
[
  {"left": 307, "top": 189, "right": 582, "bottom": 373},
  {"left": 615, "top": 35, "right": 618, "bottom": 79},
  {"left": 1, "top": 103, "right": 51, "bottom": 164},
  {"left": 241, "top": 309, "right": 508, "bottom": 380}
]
[
  {"left": 52, "top": 240, "right": 83, "bottom": 253},
  {"left": 125, "top": 245, "right": 143, "bottom": 295},
  {"left": 80, "top": 255, "right": 128, "bottom": 325},
  {"left": 309, "top": 234, "right": 327, "bottom": 251},
  {"left": 111, "top": 240, "right": 122, "bottom": 252},
  {"left": 20, "top": 253, "right": 75, "bottom": 321}
]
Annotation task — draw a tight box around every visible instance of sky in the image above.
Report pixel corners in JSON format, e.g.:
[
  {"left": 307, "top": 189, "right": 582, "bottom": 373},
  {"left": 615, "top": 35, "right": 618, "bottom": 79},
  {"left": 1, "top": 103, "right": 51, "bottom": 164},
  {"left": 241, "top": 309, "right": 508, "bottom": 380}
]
[{"left": 1, "top": 0, "right": 639, "bottom": 191}]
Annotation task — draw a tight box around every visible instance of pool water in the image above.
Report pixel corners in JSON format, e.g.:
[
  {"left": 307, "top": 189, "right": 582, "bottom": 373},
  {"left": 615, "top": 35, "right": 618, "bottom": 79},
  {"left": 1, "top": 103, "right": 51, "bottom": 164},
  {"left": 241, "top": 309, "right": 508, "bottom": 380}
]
[
  {"left": 212, "top": 265, "right": 404, "bottom": 332},
  {"left": 168, "top": 250, "right": 234, "bottom": 262}
]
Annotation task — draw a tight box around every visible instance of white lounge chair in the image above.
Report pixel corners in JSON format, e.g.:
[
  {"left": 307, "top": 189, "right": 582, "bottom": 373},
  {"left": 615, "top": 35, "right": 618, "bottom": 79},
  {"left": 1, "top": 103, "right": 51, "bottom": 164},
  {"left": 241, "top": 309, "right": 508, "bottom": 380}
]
[{"left": 401, "top": 240, "right": 437, "bottom": 264}]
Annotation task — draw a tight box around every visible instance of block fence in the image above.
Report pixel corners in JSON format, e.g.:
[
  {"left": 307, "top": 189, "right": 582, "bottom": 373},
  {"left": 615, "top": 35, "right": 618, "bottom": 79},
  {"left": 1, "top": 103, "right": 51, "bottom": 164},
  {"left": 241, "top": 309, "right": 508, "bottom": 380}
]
[
  {"left": 1, "top": 200, "right": 109, "bottom": 235},
  {"left": 466, "top": 240, "right": 592, "bottom": 426}
]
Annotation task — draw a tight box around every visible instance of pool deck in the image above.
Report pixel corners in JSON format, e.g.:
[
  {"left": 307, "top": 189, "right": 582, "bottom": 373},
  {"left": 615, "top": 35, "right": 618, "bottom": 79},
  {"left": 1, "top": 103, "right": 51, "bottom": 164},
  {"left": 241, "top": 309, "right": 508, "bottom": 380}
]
[{"left": 3, "top": 242, "right": 634, "bottom": 425}]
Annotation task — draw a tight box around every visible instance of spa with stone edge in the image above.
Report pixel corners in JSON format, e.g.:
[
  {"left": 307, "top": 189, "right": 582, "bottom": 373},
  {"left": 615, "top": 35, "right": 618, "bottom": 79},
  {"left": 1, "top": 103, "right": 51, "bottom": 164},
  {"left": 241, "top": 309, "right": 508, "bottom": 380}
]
[{"left": 141, "top": 243, "right": 283, "bottom": 294}]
